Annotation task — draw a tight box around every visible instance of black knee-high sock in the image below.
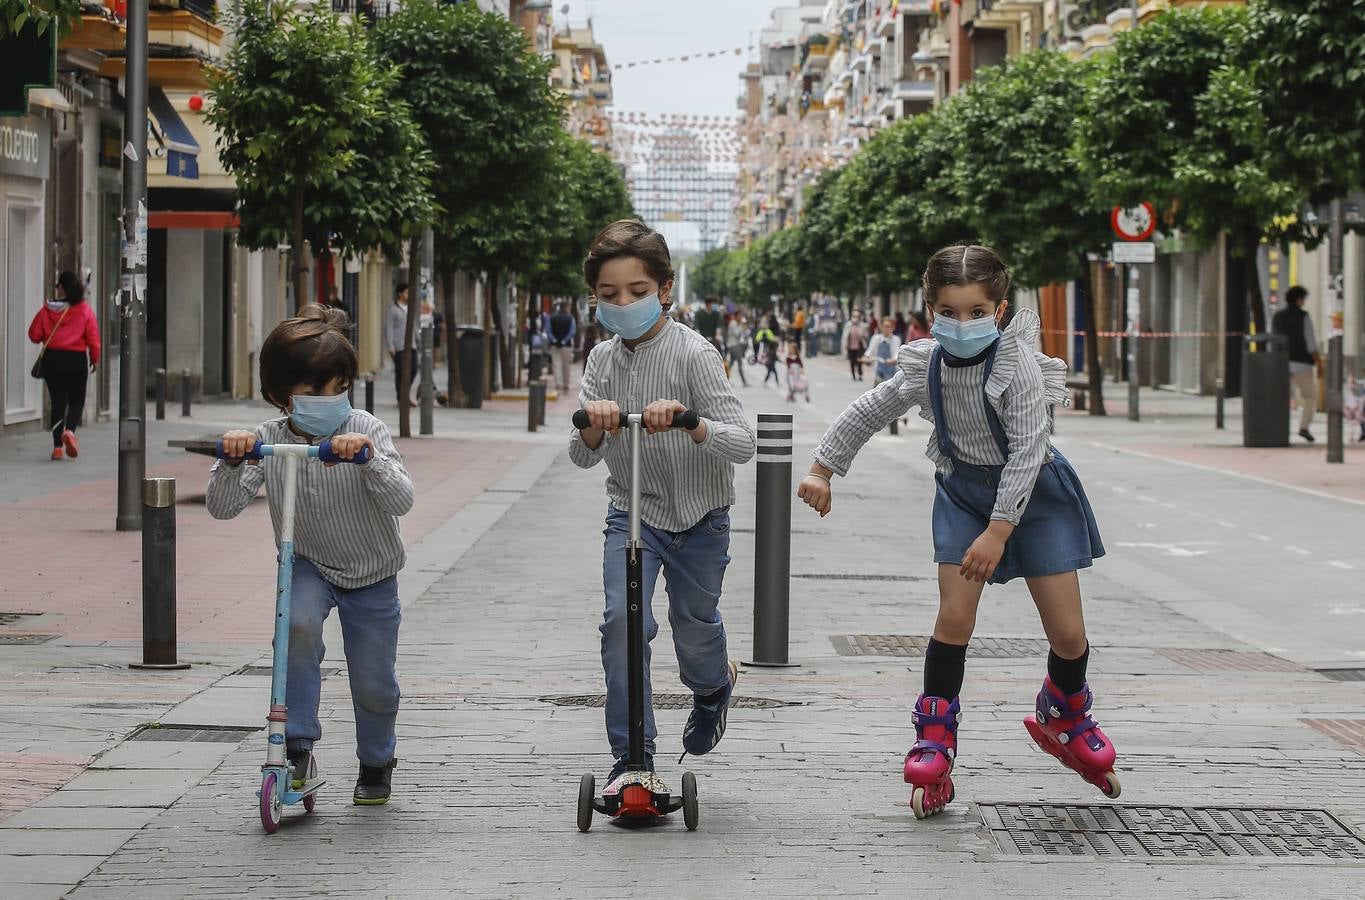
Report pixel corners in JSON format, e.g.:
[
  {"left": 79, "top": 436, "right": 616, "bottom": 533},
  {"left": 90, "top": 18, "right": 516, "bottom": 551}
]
[
  {"left": 1047, "top": 644, "right": 1090, "bottom": 695},
  {"left": 923, "top": 638, "right": 968, "bottom": 699}
]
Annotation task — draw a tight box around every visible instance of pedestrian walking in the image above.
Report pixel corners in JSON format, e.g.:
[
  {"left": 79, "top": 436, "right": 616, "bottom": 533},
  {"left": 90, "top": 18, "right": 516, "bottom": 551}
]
[
  {"left": 725, "top": 313, "right": 749, "bottom": 387},
  {"left": 693, "top": 295, "right": 725, "bottom": 355},
  {"left": 842, "top": 309, "right": 869, "bottom": 381},
  {"left": 28, "top": 271, "right": 99, "bottom": 461},
  {"left": 791, "top": 303, "right": 808, "bottom": 352},
  {"left": 385, "top": 283, "right": 415, "bottom": 408},
  {"left": 1272, "top": 285, "right": 1321, "bottom": 443},
  {"left": 865, "top": 316, "right": 903, "bottom": 386},
  {"left": 755, "top": 316, "right": 781, "bottom": 386},
  {"left": 798, "top": 245, "right": 1115, "bottom": 819},
  {"left": 569, "top": 219, "right": 756, "bottom": 795},
  {"left": 209, "top": 303, "right": 415, "bottom": 806},
  {"left": 548, "top": 300, "right": 577, "bottom": 392},
  {"left": 785, "top": 340, "right": 810, "bottom": 403}
]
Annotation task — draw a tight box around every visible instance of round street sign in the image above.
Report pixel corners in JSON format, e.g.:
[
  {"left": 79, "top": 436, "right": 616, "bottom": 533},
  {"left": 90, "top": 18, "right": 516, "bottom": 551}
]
[{"left": 1111, "top": 203, "right": 1157, "bottom": 242}]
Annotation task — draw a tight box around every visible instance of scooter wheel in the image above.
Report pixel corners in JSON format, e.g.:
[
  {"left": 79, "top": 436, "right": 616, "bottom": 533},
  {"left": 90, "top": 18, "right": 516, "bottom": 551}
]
[
  {"left": 577, "top": 773, "right": 595, "bottom": 833},
  {"left": 682, "top": 771, "right": 699, "bottom": 832},
  {"left": 303, "top": 791, "right": 316, "bottom": 813},
  {"left": 260, "top": 771, "right": 282, "bottom": 834}
]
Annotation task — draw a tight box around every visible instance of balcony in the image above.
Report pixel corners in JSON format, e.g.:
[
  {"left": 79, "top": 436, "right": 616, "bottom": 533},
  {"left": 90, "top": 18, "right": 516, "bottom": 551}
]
[
  {"left": 892, "top": 80, "right": 935, "bottom": 103},
  {"left": 331, "top": 0, "right": 399, "bottom": 25}
]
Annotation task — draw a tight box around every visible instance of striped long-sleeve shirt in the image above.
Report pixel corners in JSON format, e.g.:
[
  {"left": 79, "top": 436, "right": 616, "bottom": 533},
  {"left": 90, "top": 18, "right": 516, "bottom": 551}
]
[
  {"left": 812, "top": 309, "right": 1068, "bottom": 525},
  {"left": 569, "top": 319, "right": 757, "bottom": 532},
  {"left": 206, "top": 410, "right": 415, "bottom": 589}
]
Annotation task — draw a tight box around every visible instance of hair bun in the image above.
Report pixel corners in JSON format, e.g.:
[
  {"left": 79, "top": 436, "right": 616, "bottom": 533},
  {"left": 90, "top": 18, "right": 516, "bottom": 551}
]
[{"left": 297, "top": 302, "right": 348, "bottom": 331}]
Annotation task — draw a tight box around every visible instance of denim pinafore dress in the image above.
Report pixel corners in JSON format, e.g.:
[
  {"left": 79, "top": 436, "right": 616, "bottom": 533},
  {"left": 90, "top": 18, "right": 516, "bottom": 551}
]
[{"left": 928, "top": 344, "right": 1105, "bottom": 584}]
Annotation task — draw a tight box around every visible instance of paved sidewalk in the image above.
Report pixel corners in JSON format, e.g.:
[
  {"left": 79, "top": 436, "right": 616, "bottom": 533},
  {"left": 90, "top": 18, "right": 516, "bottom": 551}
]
[{"left": 4, "top": 354, "right": 1365, "bottom": 896}]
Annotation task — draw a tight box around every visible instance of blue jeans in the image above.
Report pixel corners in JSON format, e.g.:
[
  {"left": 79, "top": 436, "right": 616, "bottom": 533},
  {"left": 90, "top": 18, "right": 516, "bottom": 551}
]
[
  {"left": 285, "top": 557, "right": 402, "bottom": 767},
  {"left": 600, "top": 505, "right": 733, "bottom": 758}
]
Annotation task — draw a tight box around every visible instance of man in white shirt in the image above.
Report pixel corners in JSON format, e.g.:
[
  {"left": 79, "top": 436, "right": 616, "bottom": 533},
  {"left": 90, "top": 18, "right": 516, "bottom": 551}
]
[{"left": 385, "top": 283, "right": 414, "bottom": 407}]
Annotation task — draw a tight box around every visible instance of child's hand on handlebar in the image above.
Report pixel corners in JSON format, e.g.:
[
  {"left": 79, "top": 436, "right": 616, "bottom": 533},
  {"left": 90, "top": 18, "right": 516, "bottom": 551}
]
[
  {"left": 326, "top": 433, "right": 373, "bottom": 466},
  {"left": 798, "top": 473, "right": 833, "bottom": 517},
  {"left": 220, "top": 430, "right": 258, "bottom": 466},
  {"left": 583, "top": 400, "right": 623, "bottom": 434},
  {"left": 643, "top": 399, "right": 687, "bottom": 434}
]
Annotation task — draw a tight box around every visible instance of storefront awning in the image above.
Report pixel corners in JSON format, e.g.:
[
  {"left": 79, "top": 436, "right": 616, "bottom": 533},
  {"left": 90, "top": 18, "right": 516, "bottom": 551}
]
[{"left": 147, "top": 87, "right": 199, "bottom": 180}]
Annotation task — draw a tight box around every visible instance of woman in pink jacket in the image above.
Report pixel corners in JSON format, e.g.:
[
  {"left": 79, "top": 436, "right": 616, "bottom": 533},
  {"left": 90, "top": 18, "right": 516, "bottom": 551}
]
[{"left": 28, "top": 271, "right": 100, "bottom": 460}]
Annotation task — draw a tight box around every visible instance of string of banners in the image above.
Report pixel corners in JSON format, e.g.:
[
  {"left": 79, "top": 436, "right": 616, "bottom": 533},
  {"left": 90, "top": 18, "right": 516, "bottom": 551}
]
[{"left": 612, "top": 45, "right": 755, "bottom": 70}]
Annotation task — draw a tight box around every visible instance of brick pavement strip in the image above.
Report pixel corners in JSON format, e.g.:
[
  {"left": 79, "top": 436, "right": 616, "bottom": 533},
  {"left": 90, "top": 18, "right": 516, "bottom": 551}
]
[{"left": 8, "top": 373, "right": 1365, "bottom": 896}]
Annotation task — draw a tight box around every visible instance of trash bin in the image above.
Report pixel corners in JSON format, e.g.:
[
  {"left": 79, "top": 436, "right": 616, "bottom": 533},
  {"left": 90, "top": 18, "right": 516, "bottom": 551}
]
[
  {"left": 457, "top": 326, "right": 485, "bottom": 410},
  {"left": 1241, "top": 333, "right": 1290, "bottom": 447}
]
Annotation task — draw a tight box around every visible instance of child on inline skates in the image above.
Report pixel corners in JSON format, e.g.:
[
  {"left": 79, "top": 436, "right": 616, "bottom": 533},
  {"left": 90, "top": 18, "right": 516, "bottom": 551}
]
[
  {"left": 785, "top": 340, "right": 810, "bottom": 403},
  {"left": 798, "top": 245, "right": 1116, "bottom": 818},
  {"left": 570, "top": 220, "right": 756, "bottom": 794},
  {"left": 208, "top": 304, "right": 414, "bottom": 806}
]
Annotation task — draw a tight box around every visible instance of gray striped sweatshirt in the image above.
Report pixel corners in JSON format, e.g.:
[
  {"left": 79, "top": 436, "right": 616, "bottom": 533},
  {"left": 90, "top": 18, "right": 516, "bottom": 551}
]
[
  {"left": 812, "top": 310, "right": 1069, "bottom": 525},
  {"left": 206, "top": 410, "right": 415, "bottom": 589},
  {"left": 570, "top": 318, "right": 757, "bottom": 532}
]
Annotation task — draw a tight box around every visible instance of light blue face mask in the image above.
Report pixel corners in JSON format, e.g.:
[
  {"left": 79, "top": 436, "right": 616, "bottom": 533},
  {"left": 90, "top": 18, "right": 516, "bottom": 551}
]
[
  {"left": 290, "top": 392, "right": 352, "bottom": 437},
  {"left": 930, "top": 315, "right": 1001, "bottom": 359},
  {"left": 595, "top": 292, "right": 663, "bottom": 340}
]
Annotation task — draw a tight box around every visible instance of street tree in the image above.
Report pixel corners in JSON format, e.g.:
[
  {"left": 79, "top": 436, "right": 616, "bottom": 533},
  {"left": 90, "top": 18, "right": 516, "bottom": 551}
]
[
  {"left": 375, "top": 0, "right": 562, "bottom": 394},
  {"left": 209, "top": 0, "right": 433, "bottom": 311},
  {"left": 1, "top": 0, "right": 81, "bottom": 38},
  {"left": 947, "top": 50, "right": 1112, "bottom": 412}
]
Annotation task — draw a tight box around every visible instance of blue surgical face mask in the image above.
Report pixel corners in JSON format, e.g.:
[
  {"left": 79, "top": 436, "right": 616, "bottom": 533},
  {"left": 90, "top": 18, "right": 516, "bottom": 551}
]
[
  {"left": 595, "top": 292, "right": 662, "bottom": 340},
  {"left": 930, "top": 315, "right": 1001, "bottom": 359},
  {"left": 290, "top": 392, "right": 352, "bottom": 437}
]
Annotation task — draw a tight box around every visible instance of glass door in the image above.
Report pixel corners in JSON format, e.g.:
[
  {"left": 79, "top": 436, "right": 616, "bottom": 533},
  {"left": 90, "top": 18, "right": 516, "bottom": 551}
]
[{"left": 5, "top": 201, "right": 42, "bottom": 423}]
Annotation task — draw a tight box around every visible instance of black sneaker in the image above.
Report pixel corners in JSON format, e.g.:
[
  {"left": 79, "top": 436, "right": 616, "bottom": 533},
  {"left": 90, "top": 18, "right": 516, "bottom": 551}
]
[
  {"left": 605, "top": 753, "right": 655, "bottom": 794},
  {"left": 287, "top": 748, "right": 314, "bottom": 791},
  {"left": 353, "top": 759, "right": 396, "bottom": 806},
  {"left": 681, "top": 660, "right": 738, "bottom": 759},
  {"left": 1300, "top": 429, "right": 1316, "bottom": 443}
]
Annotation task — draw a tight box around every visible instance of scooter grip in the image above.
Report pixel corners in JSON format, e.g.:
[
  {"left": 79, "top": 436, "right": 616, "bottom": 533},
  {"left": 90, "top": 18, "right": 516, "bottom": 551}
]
[
  {"left": 671, "top": 410, "right": 701, "bottom": 431},
  {"left": 572, "top": 410, "right": 632, "bottom": 430},
  {"left": 317, "top": 440, "right": 372, "bottom": 465},
  {"left": 216, "top": 439, "right": 264, "bottom": 462}
]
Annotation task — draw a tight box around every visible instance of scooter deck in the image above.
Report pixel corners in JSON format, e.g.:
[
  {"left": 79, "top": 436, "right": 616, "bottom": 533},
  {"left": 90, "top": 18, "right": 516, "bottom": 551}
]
[
  {"left": 594, "top": 772, "right": 684, "bottom": 819},
  {"left": 257, "top": 777, "right": 325, "bottom": 806}
]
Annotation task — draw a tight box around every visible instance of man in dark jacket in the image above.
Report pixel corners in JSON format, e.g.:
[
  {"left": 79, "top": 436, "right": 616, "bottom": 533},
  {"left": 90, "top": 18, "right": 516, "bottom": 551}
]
[
  {"left": 547, "top": 301, "right": 577, "bottom": 392},
  {"left": 693, "top": 295, "right": 724, "bottom": 355},
  {"left": 1272, "top": 285, "right": 1321, "bottom": 442}
]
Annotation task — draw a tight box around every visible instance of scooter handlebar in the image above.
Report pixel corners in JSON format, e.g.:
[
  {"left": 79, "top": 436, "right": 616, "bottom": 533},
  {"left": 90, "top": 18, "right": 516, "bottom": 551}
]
[
  {"left": 572, "top": 409, "right": 700, "bottom": 431},
  {"left": 215, "top": 439, "right": 371, "bottom": 465}
]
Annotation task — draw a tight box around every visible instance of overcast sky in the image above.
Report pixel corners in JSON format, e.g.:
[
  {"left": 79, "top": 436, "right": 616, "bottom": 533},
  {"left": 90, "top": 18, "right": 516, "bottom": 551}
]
[{"left": 556, "top": 0, "right": 781, "bottom": 119}]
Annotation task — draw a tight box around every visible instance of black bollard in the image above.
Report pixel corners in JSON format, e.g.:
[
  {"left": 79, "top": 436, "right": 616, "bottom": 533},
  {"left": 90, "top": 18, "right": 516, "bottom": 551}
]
[
  {"left": 180, "top": 370, "right": 191, "bottom": 418},
  {"left": 528, "top": 381, "right": 545, "bottom": 433},
  {"left": 130, "top": 478, "right": 190, "bottom": 670},
  {"left": 746, "top": 413, "right": 798, "bottom": 668},
  {"left": 155, "top": 368, "right": 166, "bottom": 421},
  {"left": 1215, "top": 377, "right": 1225, "bottom": 430},
  {"left": 365, "top": 375, "right": 375, "bottom": 415}
]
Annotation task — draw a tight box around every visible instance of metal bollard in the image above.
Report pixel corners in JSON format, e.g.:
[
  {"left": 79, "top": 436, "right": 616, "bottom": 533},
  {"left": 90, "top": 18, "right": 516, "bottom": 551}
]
[
  {"left": 180, "top": 370, "right": 191, "bottom": 418},
  {"left": 537, "top": 376, "right": 547, "bottom": 427},
  {"left": 746, "top": 413, "right": 798, "bottom": 667},
  {"left": 889, "top": 417, "right": 899, "bottom": 436},
  {"left": 130, "top": 478, "right": 190, "bottom": 670},
  {"left": 364, "top": 375, "right": 375, "bottom": 414},
  {"left": 420, "top": 324, "right": 435, "bottom": 436},
  {"left": 528, "top": 381, "right": 545, "bottom": 433},
  {"left": 1215, "top": 377, "right": 1225, "bottom": 430},
  {"left": 154, "top": 369, "right": 166, "bottom": 421}
]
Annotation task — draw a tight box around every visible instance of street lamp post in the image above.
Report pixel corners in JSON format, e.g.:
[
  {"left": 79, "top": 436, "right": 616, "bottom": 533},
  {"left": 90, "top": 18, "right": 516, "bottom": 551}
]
[{"left": 116, "top": 0, "right": 150, "bottom": 532}]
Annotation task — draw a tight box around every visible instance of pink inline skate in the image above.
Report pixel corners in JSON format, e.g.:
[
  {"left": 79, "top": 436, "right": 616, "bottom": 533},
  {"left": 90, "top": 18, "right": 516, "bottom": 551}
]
[
  {"left": 1023, "top": 678, "right": 1121, "bottom": 798},
  {"left": 903, "top": 694, "right": 960, "bottom": 819}
]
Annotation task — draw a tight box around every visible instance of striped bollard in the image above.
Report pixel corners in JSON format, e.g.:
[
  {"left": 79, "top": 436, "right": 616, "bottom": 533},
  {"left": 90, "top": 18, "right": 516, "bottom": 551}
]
[{"left": 746, "top": 413, "right": 798, "bottom": 668}]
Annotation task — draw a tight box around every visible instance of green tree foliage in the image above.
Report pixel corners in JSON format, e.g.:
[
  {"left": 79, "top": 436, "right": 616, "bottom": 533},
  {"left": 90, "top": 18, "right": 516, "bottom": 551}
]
[
  {"left": 1, "top": 0, "right": 81, "bottom": 38},
  {"left": 208, "top": 0, "right": 433, "bottom": 309}
]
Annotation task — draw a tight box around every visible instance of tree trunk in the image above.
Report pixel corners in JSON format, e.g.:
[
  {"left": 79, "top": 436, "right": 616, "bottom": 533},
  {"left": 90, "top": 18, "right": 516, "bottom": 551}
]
[
  {"left": 399, "top": 236, "right": 420, "bottom": 438},
  {"left": 291, "top": 188, "right": 307, "bottom": 313},
  {"left": 1240, "top": 232, "right": 1267, "bottom": 335},
  {"left": 880, "top": 286, "right": 891, "bottom": 320},
  {"left": 498, "top": 280, "right": 516, "bottom": 390},
  {"left": 486, "top": 271, "right": 502, "bottom": 397},
  {"left": 440, "top": 259, "right": 463, "bottom": 407},
  {"left": 1079, "top": 253, "right": 1107, "bottom": 416}
]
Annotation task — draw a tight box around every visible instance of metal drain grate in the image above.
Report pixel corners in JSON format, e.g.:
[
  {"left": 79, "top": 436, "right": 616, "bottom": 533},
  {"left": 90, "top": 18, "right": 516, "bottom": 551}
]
[
  {"left": 541, "top": 694, "right": 795, "bottom": 710},
  {"left": 129, "top": 724, "right": 261, "bottom": 742},
  {"left": 980, "top": 804, "right": 1365, "bottom": 859},
  {"left": 1302, "top": 719, "right": 1365, "bottom": 756},
  {"left": 831, "top": 634, "right": 1051, "bottom": 658},
  {"left": 233, "top": 665, "right": 340, "bottom": 678},
  {"left": 1318, "top": 668, "right": 1365, "bottom": 683},
  {"left": 0, "top": 633, "right": 57, "bottom": 645},
  {"left": 0, "top": 612, "right": 41, "bottom": 626},
  {"left": 794, "top": 573, "right": 929, "bottom": 582},
  {"left": 1158, "top": 648, "right": 1306, "bottom": 673}
]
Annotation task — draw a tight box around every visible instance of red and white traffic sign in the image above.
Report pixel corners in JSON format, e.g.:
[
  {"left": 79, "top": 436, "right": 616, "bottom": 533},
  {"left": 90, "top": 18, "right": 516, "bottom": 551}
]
[{"left": 1111, "top": 203, "right": 1157, "bottom": 242}]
